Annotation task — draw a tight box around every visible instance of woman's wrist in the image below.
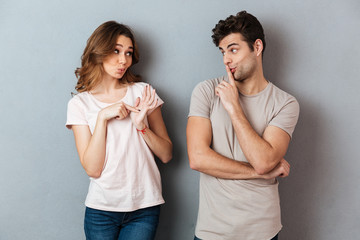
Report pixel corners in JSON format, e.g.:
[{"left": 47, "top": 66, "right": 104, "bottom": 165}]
[
  {"left": 136, "top": 125, "right": 147, "bottom": 135},
  {"left": 134, "top": 119, "right": 146, "bottom": 130},
  {"left": 97, "top": 110, "right": 110, "bottom": 123}
]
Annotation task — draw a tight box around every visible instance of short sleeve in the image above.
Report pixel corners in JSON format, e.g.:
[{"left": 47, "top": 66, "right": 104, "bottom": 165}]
[
  {"left": 66, "top": 97, "right": 88, "bottom": 129},
  {"left": 147, "top": 85, "right": 164, "bottom": 115},
  {"left": 269, "top": 98, "right": 300, "bottom": 138},
  {"left": 188, "top": 80, "right": 215, "bottom": 119}
]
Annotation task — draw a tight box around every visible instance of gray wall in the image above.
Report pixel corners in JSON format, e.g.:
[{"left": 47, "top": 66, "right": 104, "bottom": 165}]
[{"left": 1, "top": 0, "right": 359, "bottom": 239}]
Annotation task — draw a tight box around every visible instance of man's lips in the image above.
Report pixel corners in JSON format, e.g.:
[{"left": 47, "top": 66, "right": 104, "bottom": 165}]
[{"left": 230, "top": 67, "right": 236, "bottom": 73}]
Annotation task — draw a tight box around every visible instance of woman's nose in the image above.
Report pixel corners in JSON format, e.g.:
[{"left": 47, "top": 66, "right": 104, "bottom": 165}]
[{"left": 118, "top": 54, "right": 126, "bottom": 64}]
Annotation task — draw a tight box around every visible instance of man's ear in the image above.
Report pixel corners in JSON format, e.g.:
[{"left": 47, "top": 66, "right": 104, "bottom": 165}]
[{"left": 254, "top": 39, "right": 263, "bottom": 57}]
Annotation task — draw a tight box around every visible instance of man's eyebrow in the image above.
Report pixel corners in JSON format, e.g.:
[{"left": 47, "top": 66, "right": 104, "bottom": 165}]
[{"left": 219, "top": 43, "right": 239, "bottom": 51}]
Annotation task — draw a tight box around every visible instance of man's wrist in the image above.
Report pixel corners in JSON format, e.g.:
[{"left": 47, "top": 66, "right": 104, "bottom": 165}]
[{"left": 229, "top": 106, "right": 245, "bottom": 121}]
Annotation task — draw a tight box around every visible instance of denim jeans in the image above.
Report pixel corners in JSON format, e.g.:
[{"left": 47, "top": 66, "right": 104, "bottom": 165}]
[
  {"left": 194, "top": 233, "right": 278, "bottom": 240},
  {"left": 84, "top": 205, "right": 160, "bottom": 240}
]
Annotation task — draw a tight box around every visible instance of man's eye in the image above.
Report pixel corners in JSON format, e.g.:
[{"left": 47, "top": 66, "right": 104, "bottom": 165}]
[
  {"left": 231, "top": 49, "right": 238, "bottom": 53},
  {"left": 221, "top": 52, "right": 225, "bottom": 56}
]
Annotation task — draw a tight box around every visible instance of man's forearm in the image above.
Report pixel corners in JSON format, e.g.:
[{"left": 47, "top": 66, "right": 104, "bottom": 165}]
[
  {"left": 189, "top": 145, "right": 265, "bottom": 180},
  {"left": 229, "top": 108, "right": 287, "bottom": 174}
]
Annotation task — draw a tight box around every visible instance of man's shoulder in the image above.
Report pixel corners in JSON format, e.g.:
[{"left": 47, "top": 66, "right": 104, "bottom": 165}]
[
  {"left": 189, "top": 76, "right": 226, "bottom": 116},
  {"left": 193, "top": 76, "right": 226, "bottom": 93},
  {"left": 268, "top": 83, "right": 300, "bottom": 120},
  {"left": 269, "top": 82, "right": 298, "bottom": 103}
]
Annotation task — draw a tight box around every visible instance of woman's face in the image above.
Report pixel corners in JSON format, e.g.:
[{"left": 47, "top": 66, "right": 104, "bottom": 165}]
[{"left": 102, "top": 35, "right": 133, "bottom": 80}]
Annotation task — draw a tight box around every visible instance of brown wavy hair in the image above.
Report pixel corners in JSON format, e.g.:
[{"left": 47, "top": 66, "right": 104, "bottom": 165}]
[
  {"left": 75, "top": 21, "right": 141, "bottom": 93},
  {"left": 211, "top": 11, "right": 266, "bottom": 55}
]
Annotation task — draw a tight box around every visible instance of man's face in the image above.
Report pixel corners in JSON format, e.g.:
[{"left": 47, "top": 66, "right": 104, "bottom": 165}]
[{"left": 218, "top": 33, "right": 258, "bottom": 82}]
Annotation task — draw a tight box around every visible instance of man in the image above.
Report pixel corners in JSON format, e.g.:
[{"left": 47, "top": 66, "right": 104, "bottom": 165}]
[{"left": 187, "top": 11, "right": 299, "bottom": 240}]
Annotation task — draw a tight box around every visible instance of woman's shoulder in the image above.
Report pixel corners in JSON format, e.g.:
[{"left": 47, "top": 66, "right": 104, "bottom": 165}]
[
  {"left": 129, "top": 82, "right": 150, "bottom": 92},
  {"left": 131, "top": 82, "right": 147, "bottom": 88},
  {"left": 67, "top": 91, "right": 91, "bottom": 106}
]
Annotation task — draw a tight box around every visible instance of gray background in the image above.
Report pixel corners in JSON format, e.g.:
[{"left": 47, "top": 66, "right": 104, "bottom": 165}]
[{"left": 1, "top": 0, "right": 359, "bottom": 239}]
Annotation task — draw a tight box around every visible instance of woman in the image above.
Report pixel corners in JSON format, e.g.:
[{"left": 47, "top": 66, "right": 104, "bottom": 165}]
[{"left": 66, "top": 21, "right": 172, "bottom": 240}]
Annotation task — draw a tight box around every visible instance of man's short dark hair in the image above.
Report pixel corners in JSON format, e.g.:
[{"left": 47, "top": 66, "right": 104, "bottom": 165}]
[{"left": 211, "top": 11, "right": 266, "bottom": 54}]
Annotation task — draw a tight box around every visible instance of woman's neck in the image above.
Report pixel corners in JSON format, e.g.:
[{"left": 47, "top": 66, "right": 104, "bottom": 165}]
[{"left": 90, "top": 78, "right": 129, "bottom": 103}]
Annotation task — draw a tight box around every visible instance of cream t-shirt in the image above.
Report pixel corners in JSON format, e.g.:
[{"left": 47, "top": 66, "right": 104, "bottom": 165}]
[
  {"left": 189, "top": 76, "right": 300, "bottom": 240},
  {"left": 66, "top": 82, "right": 165, "bottom": 212}
]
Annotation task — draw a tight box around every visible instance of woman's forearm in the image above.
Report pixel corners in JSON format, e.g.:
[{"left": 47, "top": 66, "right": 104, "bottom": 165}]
[
  {"left": 81, "top": 114, "right": 108, "bottom": 178},
  {"left": 138, "top": 126, "right": 173, "bottom": 163}
]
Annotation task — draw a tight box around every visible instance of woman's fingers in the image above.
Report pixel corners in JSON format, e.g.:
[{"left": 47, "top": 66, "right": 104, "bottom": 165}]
[
  {"left": 141, "top": 84, "right": 152, "bottom": 102},
  {"left": 134, "top": 97, "right": 140, "bottom": 107},
  {"left": 124, "top": 102, "right": 140, "bottom": 113},
  {"left": 148, "top": 89, "right": 156, "bottom": 105},
  {"left": 139, "top": 85, "right": 157, "bottom": 108},
  {"left": 147, "top": 84, "right": 151, "bottom": 101},
  {"left": 149, "top": 98, "right": 158, "bottom": 110}
]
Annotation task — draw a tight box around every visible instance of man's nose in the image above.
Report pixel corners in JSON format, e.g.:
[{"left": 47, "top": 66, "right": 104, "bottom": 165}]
[{"left": 223, "top": 54, "right": 232, "bottom": 65}]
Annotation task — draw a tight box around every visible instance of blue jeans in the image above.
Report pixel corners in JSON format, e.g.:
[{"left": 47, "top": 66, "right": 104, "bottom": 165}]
[
  {"left": 84, "top": 205, "right": 160, "bottom": 240},
  {"left": 194, "top": 233, "right": 278, "bottom": 240}
]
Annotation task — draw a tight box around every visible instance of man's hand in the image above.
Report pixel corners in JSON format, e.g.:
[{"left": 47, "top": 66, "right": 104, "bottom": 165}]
[
  {"left": 262, "top": 159, "right": 290, "bottom": 180},
  {"left": 215, "top": 65, "right": 242, "bottom": 115}
]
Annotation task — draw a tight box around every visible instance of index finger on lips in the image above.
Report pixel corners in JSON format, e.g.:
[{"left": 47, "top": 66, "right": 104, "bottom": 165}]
[{"left": 225, "top": 65, "right": 236, "bottom": 86}]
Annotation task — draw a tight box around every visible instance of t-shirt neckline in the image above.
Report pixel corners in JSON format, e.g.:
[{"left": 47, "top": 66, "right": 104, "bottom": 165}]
[{"left": 88, "top": 85, "right": 130, "bottom": 105}]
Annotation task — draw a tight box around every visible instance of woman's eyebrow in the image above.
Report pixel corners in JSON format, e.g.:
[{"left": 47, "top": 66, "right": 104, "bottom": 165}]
[{"left": 115, "top": 44, "right": 133, "bottom": 49}]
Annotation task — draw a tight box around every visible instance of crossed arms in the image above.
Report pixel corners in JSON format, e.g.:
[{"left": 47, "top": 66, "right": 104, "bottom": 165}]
[
  {"left": 187, "top": 68, "right": 291, "bottom": 180},
  {"left": 187, "top": 116, "right": 290, "bottom": 180}
]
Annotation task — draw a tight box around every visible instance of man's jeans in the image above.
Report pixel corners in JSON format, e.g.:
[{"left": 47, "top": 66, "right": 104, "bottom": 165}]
[{"left": 84, "top": 205, "right": 160, "bottom": 240}]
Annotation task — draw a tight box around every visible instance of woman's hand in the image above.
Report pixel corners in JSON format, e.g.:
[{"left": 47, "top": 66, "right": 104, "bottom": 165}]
[
  {"left": 130, "top": 85, "right": 158, "bottom": 129},
  {"left": 99, "top": 102, "right": 139, "bottom": 121}
]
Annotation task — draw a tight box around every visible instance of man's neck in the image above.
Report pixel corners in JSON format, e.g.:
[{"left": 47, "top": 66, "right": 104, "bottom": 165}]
[{"left": 235, "top": 73, "right": 268, "bottom": 96}]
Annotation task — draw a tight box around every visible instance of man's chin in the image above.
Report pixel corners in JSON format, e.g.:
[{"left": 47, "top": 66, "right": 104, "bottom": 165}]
[{"left": 234, "top": 76, "right": 245, "bottom": 82}]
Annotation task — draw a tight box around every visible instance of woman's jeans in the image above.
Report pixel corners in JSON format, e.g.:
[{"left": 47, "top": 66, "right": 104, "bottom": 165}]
[
  {"left": 194, "top": 233, "right": 279, "bottom": 240},
  {"left": 84, "top": 205, "right": 160, "bottom": 240}
]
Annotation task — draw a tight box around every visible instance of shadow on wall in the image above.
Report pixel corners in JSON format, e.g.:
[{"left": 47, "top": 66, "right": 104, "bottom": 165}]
[
  {"left": 262, "top": 21, "right": 321, "bottom": 239},
  {"left": 279, "top": 97, "right": 321, "bottom": 240},
  {"left": 133, "top": 29, "right": 191, "bottom": 239}
]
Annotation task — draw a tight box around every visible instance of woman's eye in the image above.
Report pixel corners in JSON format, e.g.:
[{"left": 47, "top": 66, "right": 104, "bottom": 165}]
[
  {"left": 114, "top": 49, "right": 119, "bottom": 54},
  {"left": 126, "top": 52, "right": 133, "bottom": 56}
]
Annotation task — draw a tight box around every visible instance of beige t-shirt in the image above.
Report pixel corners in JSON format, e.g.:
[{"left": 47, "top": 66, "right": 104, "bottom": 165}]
[
  {"left": 189, "top": 76, "right": 300, "bottom": 240},
  {"left": 66, "top": 82, "right": 165, "bottom": 212}
]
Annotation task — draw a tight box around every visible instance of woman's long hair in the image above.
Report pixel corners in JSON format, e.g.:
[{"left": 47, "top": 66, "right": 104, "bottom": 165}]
[{"left": 75, "top": 21, "right": 141, "bottom": 93}]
